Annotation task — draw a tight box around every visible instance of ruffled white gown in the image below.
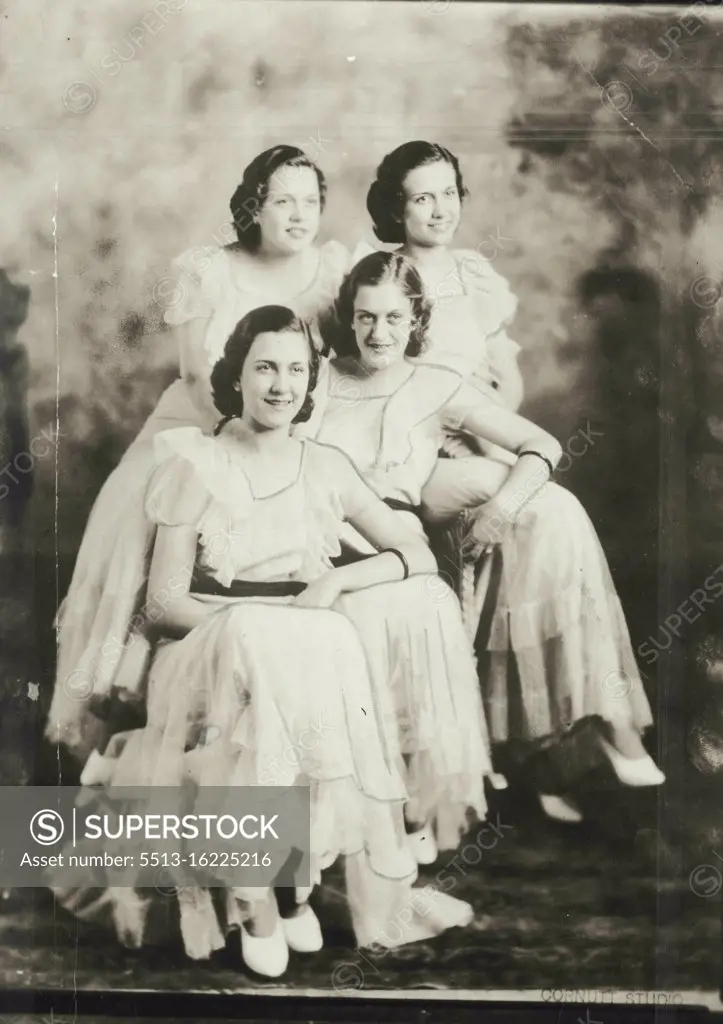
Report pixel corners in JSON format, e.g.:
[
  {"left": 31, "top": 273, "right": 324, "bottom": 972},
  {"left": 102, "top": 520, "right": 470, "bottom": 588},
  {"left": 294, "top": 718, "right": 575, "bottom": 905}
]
[
  {"left": 48, "top": 429, "right": 487, "bottom": 956},
  {"left": 303, "top": 357, "right": 654, "bottom": 747},
  {"left": 47, "top": 241, "right": 351, "bottom": 760}
]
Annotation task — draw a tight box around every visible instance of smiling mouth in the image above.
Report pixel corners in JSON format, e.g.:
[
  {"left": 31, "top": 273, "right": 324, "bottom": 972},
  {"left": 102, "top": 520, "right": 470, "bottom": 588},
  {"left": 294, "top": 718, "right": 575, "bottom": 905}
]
[
  {"left": 265, "top": 398, "right": 293, "bottom": 407},
  {"left": 287, "top": 228, "right": 308, "bottom": 236}
]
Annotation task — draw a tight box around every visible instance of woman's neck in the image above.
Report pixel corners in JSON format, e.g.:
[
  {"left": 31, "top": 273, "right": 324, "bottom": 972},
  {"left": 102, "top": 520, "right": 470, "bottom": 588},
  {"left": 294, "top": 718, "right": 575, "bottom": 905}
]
[
  {"left": 222, "top": 416, "right": 293, "bottom": 454},
  {"left": 399, "top": 241, "right": 452, "bottom": 268},
  {"left": 350, "top": 355, "right": 413, "bottom": 390},
  {"left": 254, "top": 244, "right": 314, "bottom": 269}
]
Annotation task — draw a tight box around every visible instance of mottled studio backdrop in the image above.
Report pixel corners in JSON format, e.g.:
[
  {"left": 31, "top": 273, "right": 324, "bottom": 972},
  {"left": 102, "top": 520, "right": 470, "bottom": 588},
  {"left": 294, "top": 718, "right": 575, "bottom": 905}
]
[{"left": 2, "top": 1, "right": 723, "bottom": 777}]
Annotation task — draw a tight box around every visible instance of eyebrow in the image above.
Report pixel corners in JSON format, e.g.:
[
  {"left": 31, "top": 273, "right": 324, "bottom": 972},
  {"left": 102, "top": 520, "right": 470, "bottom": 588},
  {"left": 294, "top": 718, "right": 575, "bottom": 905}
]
[
  {"left": 409, "top": 186, "right": 456, "bottom": 197},
  {"left": 355, "top": 308, "right": 405, "bottom": 315},
  {"left": 253, "top": 358, "right": 307, "bottom": 366}
]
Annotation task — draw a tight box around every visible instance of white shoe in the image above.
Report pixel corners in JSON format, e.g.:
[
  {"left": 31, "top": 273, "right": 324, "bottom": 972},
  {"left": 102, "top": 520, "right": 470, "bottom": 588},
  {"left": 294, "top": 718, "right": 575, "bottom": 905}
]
[
  {"left": 282, "top": 903, "right": 323, "bottom": 953},
  {"left": 407, "top": 821, "right": 438, "bottom": 865},
  {"left": 600, "top": 738, "right": 666, "bottom": 787},
  {"left": 539, "top": 793, "right": 583, "bottom": 823},
  {"left": 240, "top": 919, "right": 289, "bottom": 978},
  {"left": 80, "top": 749, "right": 114, "bottom": 787},
  {"left": 487, "top": 772, "right": 509, "bottom": 790}
]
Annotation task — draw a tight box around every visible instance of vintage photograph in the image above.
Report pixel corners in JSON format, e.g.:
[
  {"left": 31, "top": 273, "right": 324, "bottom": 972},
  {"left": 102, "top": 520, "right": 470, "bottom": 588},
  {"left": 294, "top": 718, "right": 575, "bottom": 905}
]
[{"left": 1, "top": 0, "right": 722, "bottom": 1013}]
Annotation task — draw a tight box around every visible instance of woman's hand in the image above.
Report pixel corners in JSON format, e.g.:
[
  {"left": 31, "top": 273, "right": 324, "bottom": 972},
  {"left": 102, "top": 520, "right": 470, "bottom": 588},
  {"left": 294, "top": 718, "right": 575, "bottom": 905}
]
[
  {"left": 293, "top": 573, "right": 343, "bottom": 609},
  {"left": 461, "top": 499, "right": 513, "bottom": 559}
]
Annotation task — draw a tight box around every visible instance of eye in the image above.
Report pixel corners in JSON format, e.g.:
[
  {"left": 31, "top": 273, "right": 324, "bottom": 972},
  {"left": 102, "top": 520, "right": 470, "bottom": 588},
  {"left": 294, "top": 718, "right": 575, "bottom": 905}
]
[
  {"left": 414, "top": 195, "right": 432, "bottom": 205},
  {"left": 256, "top": 362, "right": 273, "bottom": 372},
  {"left": 387, "top": 312, "right": 404, "bottom": 324},
  {"left": 445, "top": 188, "right": 458, "bottom": 198},
  {"left": 290, "top": 365, "right": 306, "bottom": 374},
  {"left": 305, "top": 196, "right": 320, "bottom": 205},
  {"left": 355, "top": 312, "right": 373, "bottom": 324}
]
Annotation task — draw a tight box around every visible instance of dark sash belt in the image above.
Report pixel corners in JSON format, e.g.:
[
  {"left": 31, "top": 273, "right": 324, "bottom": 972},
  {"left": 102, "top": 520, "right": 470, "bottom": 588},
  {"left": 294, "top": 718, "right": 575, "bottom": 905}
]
[
  {"left": 383, "top": 497, "right": 423, "bottom": 518},
  {"left": 191, "top": 576, "right": 308, "bottom": 598}
]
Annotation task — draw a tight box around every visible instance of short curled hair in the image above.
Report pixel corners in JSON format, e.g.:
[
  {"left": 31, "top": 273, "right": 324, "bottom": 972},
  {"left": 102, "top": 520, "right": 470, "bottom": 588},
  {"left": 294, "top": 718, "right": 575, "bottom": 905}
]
[
  {"left": 366, "top": 141, "right": 469, "bottom": 244},
  {"left": 230, "top": 145, "right": 327, "bottom": 252},
  {"left": 210, "top": 305, "right": 321, "bottom": 426},
  {"left": 333, "top": 251, "right": 432, "bottom": 359}
]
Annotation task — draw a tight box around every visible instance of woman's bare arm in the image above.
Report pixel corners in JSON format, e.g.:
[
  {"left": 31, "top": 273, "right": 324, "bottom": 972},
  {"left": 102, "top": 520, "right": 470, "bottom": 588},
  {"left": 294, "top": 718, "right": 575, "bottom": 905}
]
[
  {"left": 450, "top": 390, "right": 563, "bottom": 517},
  {"left": 148, "top": 523, "right": 218, "bottom": 637},
  {"left": 176, "top": 318, "right": 220, "bottom": 425}
]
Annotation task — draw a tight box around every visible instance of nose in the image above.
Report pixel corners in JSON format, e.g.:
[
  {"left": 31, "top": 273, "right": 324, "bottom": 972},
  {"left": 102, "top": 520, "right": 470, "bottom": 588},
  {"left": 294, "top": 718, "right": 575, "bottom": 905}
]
[
  {"left": 288, "top": 201, "right": 302, "bottom": 222},
  {"left": 370, "top": 319, "right": 389, "bottom": 343},
  {"left": 269, "top": 369, "right": 291, "bottom": 393},
  {"left": 430, "top": 197, "right": 445, "bottom": 219}
]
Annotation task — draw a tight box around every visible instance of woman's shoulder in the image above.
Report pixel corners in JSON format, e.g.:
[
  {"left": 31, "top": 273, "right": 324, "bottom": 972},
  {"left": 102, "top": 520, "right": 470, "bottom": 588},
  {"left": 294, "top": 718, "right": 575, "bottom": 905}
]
[
  {"left": 172, "top": 244, "right": 228, "bottom": 281},
  {"left": 147, "top": 427, "right": 253, "bottom": 525},
  {"left": 451, "top": 248, "right": 518, "bottom": 328},
  {"left": 168, "top": 244, "right": 237, "bottom": 314},
  {"left": 313, "top": 240, "right": 354, "bottom": 296},
  {"left": 409, "top": 361, "right": 465, "bottom": 397},
  {"left": 304, "top": 436, "right": 352, "bottom": 472},
  {"left": 303, "top": 437, "right": 366, "bottom": 494}
]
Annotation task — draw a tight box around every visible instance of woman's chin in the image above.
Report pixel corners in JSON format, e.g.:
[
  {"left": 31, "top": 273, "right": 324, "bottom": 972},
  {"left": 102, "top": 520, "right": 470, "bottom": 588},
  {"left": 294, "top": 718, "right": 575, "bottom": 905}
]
[
  {"left": 254, "top": 405, "right": 300, "bottom": 430},
  {"left": 361, "top": 349, "right": 401, "bottom": 372},
  {"left": 277, "top": 232, "right": 317, "bottom": 255}
]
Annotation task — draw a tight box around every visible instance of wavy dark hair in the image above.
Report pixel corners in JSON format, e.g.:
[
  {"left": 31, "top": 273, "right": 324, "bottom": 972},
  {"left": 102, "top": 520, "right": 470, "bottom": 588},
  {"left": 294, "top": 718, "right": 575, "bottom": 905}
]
[
  {"left": 333, "top": 251, "right": 432, "bottom": 359},
  {"left": 229, "top": 145, "right": 327, "bottom": 252},
  {"left": 211, "top": 305, "right": 320, "bottom": 428},
  {"left": 366, "top": 141, "right": 468, "bottom": 245}
]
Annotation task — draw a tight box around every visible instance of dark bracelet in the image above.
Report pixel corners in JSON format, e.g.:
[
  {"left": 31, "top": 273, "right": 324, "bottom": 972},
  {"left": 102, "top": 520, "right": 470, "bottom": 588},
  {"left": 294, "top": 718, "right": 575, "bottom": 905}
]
[
  {"left": 385, "top": 547, "right": 410, "bottom": 580},
  {"left": 517, "top": 450, "right": 554, "bottom": 477}
]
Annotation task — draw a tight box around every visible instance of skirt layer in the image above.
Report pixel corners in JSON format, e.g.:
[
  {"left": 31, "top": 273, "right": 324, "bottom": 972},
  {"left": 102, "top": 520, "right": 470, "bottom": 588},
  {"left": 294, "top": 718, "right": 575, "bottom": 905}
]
[
  {"left": 339, "top": 577, "right": 491, "bottom": 850},
  {"left": 47, "top": 380, "right": 213, "bottom": 760},
  {"left": 425, "top": 453, "right": 654, "bottom": 744},
  {"left": 48, "top": 598, "right": 480, "bottom": 958}
]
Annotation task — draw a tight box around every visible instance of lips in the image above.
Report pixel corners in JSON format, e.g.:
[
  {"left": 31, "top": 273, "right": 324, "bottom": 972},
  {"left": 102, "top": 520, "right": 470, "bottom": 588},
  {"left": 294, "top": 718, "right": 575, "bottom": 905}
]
[
  {"left": 286, "top": 228, "right": 308, "bottom": 238},
  {"left": 265, "top": 398, "right": 293, "bottom": 408}
]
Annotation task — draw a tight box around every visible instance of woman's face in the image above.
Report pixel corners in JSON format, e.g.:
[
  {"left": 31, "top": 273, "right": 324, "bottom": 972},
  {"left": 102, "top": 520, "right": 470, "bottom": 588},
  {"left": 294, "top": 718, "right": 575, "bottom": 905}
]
[
  {"left": 239, "top": 329, "right": 310, "bottom": 430},
  {"left": 256, "top": 164, "right": 321, "bottom": 256},
  {"left": 401, "top": 159, "right": 461, "bottom": 250},
  {"left": 352, "top": 280, "right": 413, "bottom": 373}
]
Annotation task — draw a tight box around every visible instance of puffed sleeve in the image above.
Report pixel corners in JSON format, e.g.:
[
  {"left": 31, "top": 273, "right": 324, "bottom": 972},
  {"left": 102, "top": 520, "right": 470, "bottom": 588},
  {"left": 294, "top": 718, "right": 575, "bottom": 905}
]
[
  {"left": 144, "top": 428, "right": 215, "bottom": 527},
  {"left": 456, "top": 249, "right": 519, "bottom": 340},
  {"left": 162, "top": 248, "right": 215, "bottom": 327},
  {"left": 349, "top": 238, "right": 377, "bottom": 266},
  {"left": 485, "top": 327, "right": 522, "bottom": 366}
]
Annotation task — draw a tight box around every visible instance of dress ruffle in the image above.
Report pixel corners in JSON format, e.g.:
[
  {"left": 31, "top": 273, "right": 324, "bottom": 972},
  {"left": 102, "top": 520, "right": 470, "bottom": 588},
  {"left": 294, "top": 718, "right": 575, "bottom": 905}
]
[
  {"left": 452, "top": 248, "right": 519, "bottom": 342},
  {"left": 163, "top": 240, "right": 351, "bottom": 365},
  {"left": 418, "top": 249, "right": 520, "bottom": 383}
]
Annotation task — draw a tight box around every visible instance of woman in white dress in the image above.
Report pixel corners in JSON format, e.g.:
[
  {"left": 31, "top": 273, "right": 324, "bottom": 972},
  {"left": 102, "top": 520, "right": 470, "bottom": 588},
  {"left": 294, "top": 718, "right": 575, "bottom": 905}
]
[
  {"left": 47, "top": 145, "right": 352, "bottom": 761},
  {"left": 301, "top": 250, "right": 664, "bottom": 828},
  {"left": 365, "top": 140, "right": 524, "bottom": 520},
  {"left": 49, "top": 305, "right": 486, "bottom": 977}
]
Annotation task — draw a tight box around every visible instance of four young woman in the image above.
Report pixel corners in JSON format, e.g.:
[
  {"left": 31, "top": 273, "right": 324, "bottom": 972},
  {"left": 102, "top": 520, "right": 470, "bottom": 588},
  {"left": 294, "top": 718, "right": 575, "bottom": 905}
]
[{"left": 45, "top": 141, "right": 664, "bottom": 977}]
